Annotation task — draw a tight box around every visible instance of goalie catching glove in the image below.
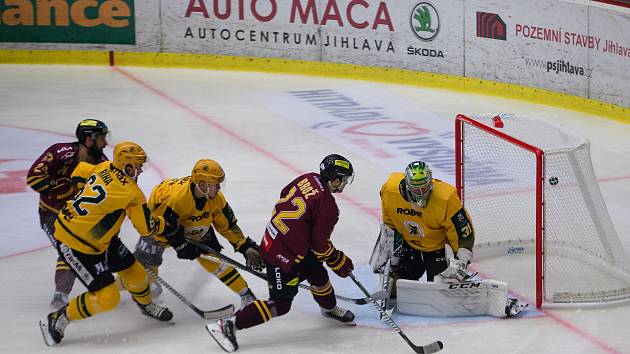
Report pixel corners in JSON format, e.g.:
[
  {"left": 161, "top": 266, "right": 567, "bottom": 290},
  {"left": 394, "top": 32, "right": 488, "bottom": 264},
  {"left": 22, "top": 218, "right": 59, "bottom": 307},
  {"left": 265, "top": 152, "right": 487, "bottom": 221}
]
[
  {"left": 439, "top": 247, "right": 473, "bottom": 282},
  {"left": 236, "top": 237, "right": 264, "bottom": 271},
  {"left": 163, "top": 221, "right": 201, "bottom": 260}
]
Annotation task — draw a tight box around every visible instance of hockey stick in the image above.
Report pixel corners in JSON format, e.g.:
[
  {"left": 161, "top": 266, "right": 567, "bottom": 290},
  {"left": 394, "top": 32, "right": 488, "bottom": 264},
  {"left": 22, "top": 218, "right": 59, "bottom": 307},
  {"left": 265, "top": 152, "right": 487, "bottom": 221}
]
[
  {"left": 349, "top": 273, "right": 444, "bottom": 354},
  {"left": 143, "top": 266, "right": 235, "bottom": 320},
  {"left": 185, "top": 237, "right": 386, "bottom": 305}
]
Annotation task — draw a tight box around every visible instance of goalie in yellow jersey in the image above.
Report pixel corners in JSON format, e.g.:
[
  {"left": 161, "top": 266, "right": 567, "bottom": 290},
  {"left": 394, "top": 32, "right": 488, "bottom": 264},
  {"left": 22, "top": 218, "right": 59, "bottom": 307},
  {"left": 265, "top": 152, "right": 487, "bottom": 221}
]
[
  {"left": 39, "top": 141, "right": 173, "bottom": 347},
  {"left": 130, "top": 159, "right": 262, "bottom": 309},
  {"left": 370, "top": 161, "right": 526, "bottom": 318}
]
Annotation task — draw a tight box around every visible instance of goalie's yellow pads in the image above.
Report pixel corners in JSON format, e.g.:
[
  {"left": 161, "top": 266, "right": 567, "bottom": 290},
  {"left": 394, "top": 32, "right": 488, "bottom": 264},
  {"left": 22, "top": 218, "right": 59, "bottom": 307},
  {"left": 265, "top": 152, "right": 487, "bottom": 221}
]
[{"left": 396, "top": 279, "right": 524, "bottom": 318}]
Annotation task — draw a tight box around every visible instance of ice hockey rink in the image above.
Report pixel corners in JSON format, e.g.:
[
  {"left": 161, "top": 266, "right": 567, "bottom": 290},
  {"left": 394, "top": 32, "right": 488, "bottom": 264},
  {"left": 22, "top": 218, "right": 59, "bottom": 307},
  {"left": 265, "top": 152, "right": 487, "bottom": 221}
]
[{"left": 1, "top": 64, "right": 630, "bottom": 354}]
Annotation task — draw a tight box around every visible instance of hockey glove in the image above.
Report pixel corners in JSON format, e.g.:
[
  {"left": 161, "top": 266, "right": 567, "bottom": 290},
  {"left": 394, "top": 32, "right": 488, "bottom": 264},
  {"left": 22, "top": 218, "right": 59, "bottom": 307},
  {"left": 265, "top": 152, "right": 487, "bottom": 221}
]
[
  {"left": 237, "top": 237, "right": 264, "bottom": 271},
  {"left": 164, "top": 222, "right": 201, "bottom": 260},
  {"left": 438, "top": 257, "right": 468, "bottom": 282},
  {"left": 456, "top": 248, "right": 473, "bottom": 265},
  {"left": 326, "top": 249, "right": 354, "bottom": 278}
]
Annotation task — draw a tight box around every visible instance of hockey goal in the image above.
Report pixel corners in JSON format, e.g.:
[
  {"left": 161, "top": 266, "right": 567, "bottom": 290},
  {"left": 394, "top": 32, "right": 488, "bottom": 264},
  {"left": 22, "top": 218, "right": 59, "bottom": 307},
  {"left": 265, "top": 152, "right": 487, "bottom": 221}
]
[{"left": 455, "top": 113, "right": 630, "bottom": 308}]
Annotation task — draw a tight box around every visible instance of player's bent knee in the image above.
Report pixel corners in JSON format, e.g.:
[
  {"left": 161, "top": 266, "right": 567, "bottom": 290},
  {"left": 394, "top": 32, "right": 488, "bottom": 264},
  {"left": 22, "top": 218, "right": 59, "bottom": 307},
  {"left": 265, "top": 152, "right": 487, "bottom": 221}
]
[
  {"left": 93, "top": 283, "right": 121, "bottom": 312},
  {"left": 272, "top": 298, "right": 292, "bottom": 317},
  {"left": 118, "top": 261, "right": 149, "bottom": 292}
]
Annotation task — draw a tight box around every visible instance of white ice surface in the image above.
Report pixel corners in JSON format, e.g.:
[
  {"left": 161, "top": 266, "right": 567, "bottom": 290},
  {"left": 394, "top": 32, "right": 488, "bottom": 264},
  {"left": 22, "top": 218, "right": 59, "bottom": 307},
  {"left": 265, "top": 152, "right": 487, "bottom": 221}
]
[{"left": 1, "top": 65, "right": 630, "bottom": 353}]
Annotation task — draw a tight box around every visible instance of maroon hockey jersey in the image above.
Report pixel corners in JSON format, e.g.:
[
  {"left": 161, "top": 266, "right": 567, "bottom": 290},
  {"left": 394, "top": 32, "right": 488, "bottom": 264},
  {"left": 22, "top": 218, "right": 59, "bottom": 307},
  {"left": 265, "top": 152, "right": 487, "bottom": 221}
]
[
  {"left": 26, "top": 142, "right": 105, "bottom": 213},
  {"left": 260, "top": 172, "right": 340, "bottom": 272}
]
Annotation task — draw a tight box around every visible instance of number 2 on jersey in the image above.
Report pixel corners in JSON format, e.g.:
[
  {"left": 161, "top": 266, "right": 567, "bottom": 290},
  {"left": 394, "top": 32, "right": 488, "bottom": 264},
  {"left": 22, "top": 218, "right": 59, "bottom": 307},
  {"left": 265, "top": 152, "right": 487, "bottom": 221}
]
[
  {"left": 272, "top": 186, "right": 306, "bottom": 234},
  {"left": 73, "top": 175, "right": 106, "bottom": 216}
]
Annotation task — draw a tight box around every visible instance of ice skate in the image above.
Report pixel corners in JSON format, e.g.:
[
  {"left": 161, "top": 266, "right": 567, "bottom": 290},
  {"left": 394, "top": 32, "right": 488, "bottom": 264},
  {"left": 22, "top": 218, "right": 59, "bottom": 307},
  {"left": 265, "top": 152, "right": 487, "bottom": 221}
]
[
  {"left": 206, "top": 317, "right": 238, "bottom": 352},
  {"left": 136, "top": 301, "right": 173, "bottom": 321},
  {"left": 39, "top": 305, "right": 69, "bottom": 346},
  {"left": 506, "top": 298, "right": 528, "bottom": 317},
  {"left": 321, "top": 305, "right": 356, "bottom": 326}
]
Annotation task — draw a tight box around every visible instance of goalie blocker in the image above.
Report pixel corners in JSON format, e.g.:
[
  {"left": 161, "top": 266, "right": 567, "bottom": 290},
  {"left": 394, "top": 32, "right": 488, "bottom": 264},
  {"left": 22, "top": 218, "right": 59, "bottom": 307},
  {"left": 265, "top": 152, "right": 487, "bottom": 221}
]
[{"left": 396, "top": 279, "right": 527, "bottom": 318}]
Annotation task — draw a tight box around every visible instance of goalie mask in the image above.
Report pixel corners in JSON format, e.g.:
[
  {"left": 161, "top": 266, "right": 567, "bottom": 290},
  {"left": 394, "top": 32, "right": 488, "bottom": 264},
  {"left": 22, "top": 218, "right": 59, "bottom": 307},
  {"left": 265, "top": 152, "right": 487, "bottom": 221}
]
[
  {"left": 191, "top": 159, "right": 225, "bottom": 198},
  {"left": 403, "top": 161, "right": 433, "bottom": 208}
]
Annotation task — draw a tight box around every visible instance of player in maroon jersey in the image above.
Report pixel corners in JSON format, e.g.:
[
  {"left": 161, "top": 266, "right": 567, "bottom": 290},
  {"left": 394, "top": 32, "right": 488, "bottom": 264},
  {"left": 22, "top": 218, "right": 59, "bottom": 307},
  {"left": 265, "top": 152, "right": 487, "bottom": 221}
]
[
  {"left": 26, "top": 119, "right": 109, "bottom": 309},
  {"left": 207, "top": 154, "right": 356, "bottom": 352}
]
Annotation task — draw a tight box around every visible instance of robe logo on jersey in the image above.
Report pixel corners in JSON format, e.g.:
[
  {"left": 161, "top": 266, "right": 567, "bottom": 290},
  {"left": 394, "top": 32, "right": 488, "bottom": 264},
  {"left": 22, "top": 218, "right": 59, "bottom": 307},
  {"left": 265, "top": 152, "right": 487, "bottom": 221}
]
[
  {"left": 189, "top": 211, "right": 210, "bottom": 222},
  {"left": 396, "top": 207, "right": 422, "bottom": 216}
]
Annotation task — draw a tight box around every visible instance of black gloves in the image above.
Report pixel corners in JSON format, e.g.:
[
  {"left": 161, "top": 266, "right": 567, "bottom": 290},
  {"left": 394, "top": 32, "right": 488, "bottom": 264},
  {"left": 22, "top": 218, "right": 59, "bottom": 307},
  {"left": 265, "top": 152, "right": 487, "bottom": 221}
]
[{"left": 164, "top": 221, "right": 200, "bottom": 260}]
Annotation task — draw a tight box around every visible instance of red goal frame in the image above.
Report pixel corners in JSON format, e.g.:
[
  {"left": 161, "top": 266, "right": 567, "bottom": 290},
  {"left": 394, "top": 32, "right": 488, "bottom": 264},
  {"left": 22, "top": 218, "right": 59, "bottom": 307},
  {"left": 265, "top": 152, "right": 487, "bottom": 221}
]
[{"left": 455, "top": 114, "right": 545, "bottom": 308}]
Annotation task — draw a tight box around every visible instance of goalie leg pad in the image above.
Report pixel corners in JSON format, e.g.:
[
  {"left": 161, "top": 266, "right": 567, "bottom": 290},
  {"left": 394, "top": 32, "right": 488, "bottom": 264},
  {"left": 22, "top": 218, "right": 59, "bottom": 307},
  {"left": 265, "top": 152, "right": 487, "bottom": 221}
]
[
  {"left": 369, "top": 222, "right": 396, "bottom": 272},
  {"left": 396, "top": 279, "right": 512, "bottom": 318}
]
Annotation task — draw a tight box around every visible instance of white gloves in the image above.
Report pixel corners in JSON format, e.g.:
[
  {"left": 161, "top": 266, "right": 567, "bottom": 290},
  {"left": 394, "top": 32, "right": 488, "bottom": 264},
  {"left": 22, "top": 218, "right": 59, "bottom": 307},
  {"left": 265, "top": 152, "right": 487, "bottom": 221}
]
[
  {"left": 456, "top": 248, "right": 473, "bottom": 265},
  {"left": 439, "top": 247, "right": 473, "bottom": 282},
  {"left": 439, "top": 257, "right": 468, "bottom": 281}
]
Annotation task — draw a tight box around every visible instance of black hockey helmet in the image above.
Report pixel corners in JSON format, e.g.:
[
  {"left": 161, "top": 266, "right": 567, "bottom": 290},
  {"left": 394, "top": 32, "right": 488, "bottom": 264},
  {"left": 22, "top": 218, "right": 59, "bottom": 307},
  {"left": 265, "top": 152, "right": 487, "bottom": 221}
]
[
  {"left": 319, "top": 154, "right": 354, "bottom": 183},
  {"left": 75, "top": 119, "right": 109, "bottom": 143}
]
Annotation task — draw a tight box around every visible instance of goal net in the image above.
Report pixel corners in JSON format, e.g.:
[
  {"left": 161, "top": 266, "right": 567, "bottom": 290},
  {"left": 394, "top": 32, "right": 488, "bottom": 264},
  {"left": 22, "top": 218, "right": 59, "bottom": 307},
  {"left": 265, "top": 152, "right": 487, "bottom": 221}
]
[{"left": 455, "top": 113, "right": 630, "bottom": 308}]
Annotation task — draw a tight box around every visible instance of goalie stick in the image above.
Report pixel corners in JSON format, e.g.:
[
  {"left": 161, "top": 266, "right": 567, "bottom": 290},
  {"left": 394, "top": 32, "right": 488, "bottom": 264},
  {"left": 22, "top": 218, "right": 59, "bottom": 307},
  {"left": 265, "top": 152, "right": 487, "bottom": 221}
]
[
  {"left": 185, "top": 237, "right": 386, "bottom": 305},
  {"left": 349, "top": 273, "right": 444, "bottom": 354},
  {"left": 144, "top": 266, "right": 235, "bottom": 320}
]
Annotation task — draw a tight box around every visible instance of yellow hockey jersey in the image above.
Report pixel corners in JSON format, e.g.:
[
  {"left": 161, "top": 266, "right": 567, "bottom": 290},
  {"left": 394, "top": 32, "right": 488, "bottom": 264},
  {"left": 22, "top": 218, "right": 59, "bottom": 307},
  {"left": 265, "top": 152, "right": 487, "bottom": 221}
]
[
  {"left": 149, "top": 177, "right": 247, "bottom": 250},
  {"left": 380, "top": 172, "right": 474, "bottom": 253},
  {"left": 54, "top": 161, "right": 165, "bottom": 254}
]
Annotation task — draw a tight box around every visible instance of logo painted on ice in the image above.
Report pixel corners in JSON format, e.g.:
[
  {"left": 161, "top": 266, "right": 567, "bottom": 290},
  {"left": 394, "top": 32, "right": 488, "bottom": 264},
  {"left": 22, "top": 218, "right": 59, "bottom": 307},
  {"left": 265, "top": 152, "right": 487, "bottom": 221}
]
[
  {"left": 507, "top": 246, "right": 525, "bottom": 255},
  {"left": 410, "top": 2, "right": 439, "bottom": 42},
  {"left": 0, "top": 159, "right": 29, "bottom": 194}
]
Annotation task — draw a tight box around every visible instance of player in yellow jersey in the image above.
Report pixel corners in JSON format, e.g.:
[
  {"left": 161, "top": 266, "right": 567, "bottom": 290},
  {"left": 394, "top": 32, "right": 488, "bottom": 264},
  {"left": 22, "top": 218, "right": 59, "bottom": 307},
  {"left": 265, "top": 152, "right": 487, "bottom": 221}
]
[
  {"left": 370, "top": 161, "right": 527, "bottom": 318},
  {"left": 369, "top": 160, "right": 475, "bottom": 313},
  {"left": 131, "top": 159, "right": 262, "bottom": 309},
  {"left": 39, "top": 141, "right": 173, "bottom": 347}
]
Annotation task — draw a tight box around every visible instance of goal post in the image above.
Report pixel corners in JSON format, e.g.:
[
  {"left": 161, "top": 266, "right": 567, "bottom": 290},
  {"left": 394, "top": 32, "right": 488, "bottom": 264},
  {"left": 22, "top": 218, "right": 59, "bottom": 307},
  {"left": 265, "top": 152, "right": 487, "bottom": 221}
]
[{"left": 455, "top": 113, "right": 630, "bottom": 308}]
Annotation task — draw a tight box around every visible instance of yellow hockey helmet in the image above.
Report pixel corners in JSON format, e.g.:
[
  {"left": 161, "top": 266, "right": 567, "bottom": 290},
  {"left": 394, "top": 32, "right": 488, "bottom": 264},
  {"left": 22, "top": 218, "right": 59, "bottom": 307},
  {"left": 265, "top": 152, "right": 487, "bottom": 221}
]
[
  {"left": 112, "top": 141, "right": 147, "bottom": 171},
  {"left": 191, "top": 159, "right": 225, "bottom": 185}
]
